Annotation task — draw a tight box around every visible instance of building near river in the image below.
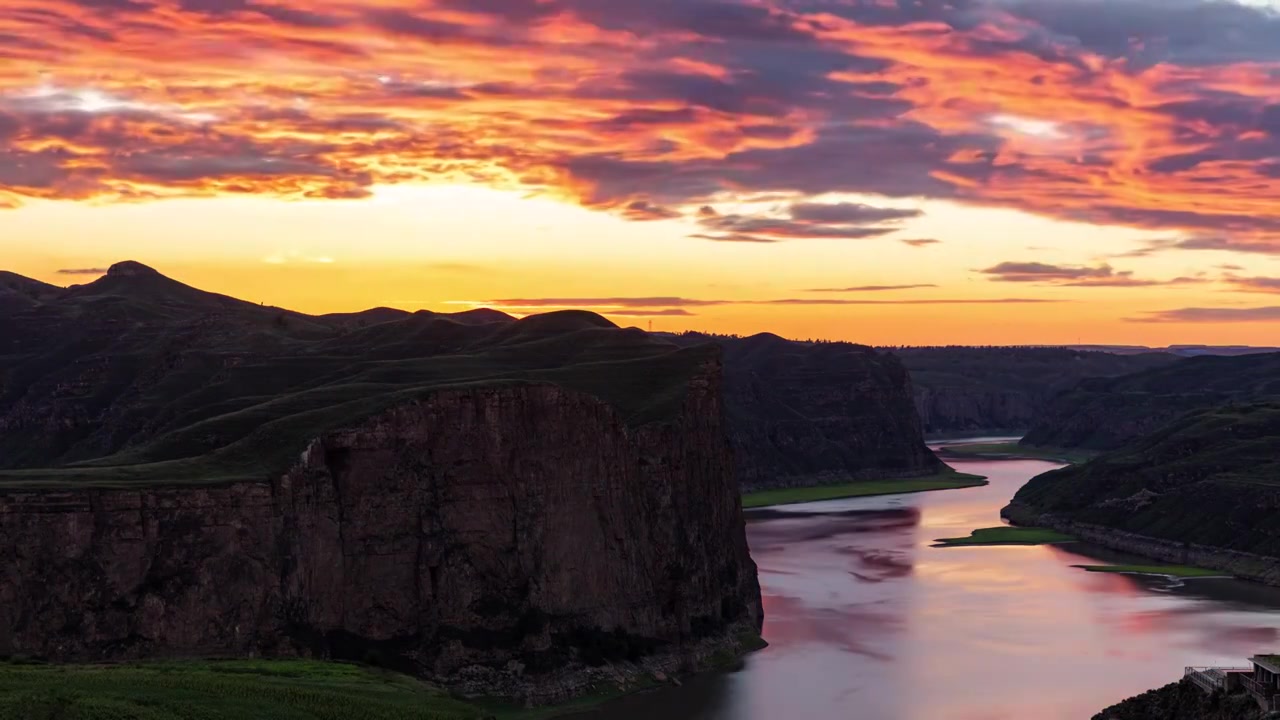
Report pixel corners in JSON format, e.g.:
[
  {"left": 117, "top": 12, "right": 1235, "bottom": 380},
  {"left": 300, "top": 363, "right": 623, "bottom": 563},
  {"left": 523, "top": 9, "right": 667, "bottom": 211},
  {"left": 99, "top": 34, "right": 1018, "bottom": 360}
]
[{"left": 1185, "top": 656, "right": 1280, "bottom": 711}]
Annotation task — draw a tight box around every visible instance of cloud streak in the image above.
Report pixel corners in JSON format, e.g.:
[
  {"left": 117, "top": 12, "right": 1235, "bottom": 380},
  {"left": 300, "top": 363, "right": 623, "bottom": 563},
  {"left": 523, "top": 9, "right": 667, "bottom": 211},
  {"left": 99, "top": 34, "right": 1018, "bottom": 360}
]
[
  {"left": 1132, "top": 306, "right": 1280, "bottom": 323},
  {"left": 979, "top": 262, "right": 1205, "bottom": 287}
]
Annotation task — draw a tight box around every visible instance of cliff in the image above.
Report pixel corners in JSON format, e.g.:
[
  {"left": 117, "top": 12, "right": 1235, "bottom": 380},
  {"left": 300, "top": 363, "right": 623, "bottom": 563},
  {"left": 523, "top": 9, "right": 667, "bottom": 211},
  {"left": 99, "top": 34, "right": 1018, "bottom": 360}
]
[
  {"left": 1094, "top": 680, "right": 1265, "bottom": 720},
  {"left": 0, "top": 262, "right": 762, "bottom": 703},
  {"left": 669, "top": 333, "right": 942, "bottom": 492},
  {"left": 889, "top": 347, "right": 1176, "bottom": 435},
  {"left": 1022, "top": 352, "right": 1280, "bottom": 451},
  {"left": 1004, "top": 404, "right": 1280, "bottom": 585}
]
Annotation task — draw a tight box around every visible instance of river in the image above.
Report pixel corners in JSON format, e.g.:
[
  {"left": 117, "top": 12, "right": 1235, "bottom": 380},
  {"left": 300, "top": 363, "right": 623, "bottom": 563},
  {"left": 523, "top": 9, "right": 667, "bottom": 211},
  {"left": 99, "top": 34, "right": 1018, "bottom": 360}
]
[{"left": 581, "top": 444, "right": 1280, "bottom": 719}]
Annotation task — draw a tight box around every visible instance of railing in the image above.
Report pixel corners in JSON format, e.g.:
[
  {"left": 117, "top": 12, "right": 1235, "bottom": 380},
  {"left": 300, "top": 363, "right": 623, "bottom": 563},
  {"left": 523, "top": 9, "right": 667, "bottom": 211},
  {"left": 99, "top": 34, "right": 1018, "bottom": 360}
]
[
  {"left": 1184, "top": 667, "right": 1253, "bottom": 694},
  {"left": 1242, "top": 676, "right": 1280, "bottom": 711}
]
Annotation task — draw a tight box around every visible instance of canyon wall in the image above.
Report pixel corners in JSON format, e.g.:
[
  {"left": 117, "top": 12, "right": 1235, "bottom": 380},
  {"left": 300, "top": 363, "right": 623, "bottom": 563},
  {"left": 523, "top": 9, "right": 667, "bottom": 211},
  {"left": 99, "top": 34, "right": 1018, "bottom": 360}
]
[
  {"left": 891, "top": 347, "right": 1177, "bottom": 436},
  {"left": 671, "top": 333, "right": 942, "bottom": 492},
  {"left": 0, "top": 373, "right": 762, "bottom": 703}
]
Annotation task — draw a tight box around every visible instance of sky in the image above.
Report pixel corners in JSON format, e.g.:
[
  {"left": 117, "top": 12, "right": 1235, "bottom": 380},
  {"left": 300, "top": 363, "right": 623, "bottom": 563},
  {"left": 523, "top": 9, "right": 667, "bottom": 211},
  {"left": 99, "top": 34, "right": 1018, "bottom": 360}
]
[{"left": 6, "top": 0, "right": 1280, "bottom": 345}]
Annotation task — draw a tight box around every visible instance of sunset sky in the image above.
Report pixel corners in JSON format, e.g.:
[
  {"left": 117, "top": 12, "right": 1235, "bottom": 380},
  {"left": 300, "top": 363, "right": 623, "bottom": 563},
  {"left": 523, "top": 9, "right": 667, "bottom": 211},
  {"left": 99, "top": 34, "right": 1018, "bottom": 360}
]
[{"left": 6, "top": 0, "right": 1280, "bottom": 345}]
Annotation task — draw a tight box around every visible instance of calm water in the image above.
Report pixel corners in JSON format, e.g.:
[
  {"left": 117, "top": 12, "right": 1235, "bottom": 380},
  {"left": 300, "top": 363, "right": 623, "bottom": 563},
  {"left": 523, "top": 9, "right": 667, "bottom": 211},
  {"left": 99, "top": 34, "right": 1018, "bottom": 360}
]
[{"left": 582, "top": 446, "right": 1280, "bottom": 720}]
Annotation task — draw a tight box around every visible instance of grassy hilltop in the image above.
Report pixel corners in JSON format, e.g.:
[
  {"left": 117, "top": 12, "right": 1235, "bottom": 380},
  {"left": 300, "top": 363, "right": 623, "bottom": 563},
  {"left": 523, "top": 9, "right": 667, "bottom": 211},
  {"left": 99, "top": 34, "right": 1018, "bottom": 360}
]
[{"left": 0, "top": 262, "right": 712, "bottom": 489}]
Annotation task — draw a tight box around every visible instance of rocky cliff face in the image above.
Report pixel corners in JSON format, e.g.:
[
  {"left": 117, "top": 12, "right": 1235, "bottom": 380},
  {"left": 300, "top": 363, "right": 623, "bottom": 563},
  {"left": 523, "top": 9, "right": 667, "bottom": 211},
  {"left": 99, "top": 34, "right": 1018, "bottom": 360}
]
[
  {"left": 912, "top": 386, "right": 1038, "bottom": 435},
  {"left": 890, "top": 347, "right": 1177, "bottom": 436},
  {"left": 0, "top": 377, "right": 761, "bottom": 702},
  {"left": 669, "top": 333, "right": 942, "bottom": 492},
  {"left": 1022, "top": 353, "right": 1280, "bottom": 451},
  {"left": 1094, "top": 680, "right": 1266, "bottom": 720}
]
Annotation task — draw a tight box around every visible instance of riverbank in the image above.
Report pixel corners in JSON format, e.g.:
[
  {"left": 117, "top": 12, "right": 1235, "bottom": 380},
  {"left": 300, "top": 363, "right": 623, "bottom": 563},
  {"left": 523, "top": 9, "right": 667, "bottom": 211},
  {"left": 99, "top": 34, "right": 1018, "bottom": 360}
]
[
  {"left": 1002, "top": 504, "right": 1280, "bottom": 587},
  {"left": 741, "top": 470, "right": 988, "bottom": 509},
  {"left": 1072, "top": 564, "right": 1226, "bottom": 579},
  {"left": 936, "top": 441, "right": 1095, "bottom": 464},
  {"left": 933, "top": 526, "right": 1075, "bottom": 547}
]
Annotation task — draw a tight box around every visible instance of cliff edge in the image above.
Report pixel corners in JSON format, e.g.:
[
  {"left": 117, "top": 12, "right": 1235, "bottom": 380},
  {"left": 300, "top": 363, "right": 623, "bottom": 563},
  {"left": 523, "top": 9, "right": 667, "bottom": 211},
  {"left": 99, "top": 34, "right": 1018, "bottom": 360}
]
[
  {"left": 0, "top": 263, "right": 763, "bottom": 704},
  {"left": 670, "top": 332, "right": 942, "bottom": 492}
]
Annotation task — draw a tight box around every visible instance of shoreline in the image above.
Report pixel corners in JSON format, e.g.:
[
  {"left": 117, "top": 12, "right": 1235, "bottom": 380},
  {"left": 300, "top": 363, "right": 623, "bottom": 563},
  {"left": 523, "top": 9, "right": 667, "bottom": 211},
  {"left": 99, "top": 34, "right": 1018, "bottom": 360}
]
[
  {"left": 741, "top": 471, "right": 989, "bottom": 510},
  {"left": 935, "top": 441, "right": 1095, "bottom": 465},
  {"left": 1002, "top": 503, "right": 1280, "bottom": 587}
]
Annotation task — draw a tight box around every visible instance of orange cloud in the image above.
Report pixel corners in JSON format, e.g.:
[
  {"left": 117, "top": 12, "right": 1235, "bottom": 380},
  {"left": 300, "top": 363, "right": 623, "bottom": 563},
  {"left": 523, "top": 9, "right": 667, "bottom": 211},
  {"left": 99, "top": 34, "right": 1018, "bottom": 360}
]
[{"left": 4, "top": 0, "right": 1280, "bottom": 253}]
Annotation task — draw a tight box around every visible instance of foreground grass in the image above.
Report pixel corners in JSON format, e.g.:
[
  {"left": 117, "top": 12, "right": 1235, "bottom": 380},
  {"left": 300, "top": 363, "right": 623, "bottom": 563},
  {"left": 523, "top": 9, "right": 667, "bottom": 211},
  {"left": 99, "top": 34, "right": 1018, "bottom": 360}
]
[
  {"left": 1072, "top": 564, "right": 1227, "bottom": 578},
  {"left": 938, "top": 442, "right": 1097, "bottom": 465},
  {"left": 934, "top": 526, "right": 1076, "bottom": 547},
  {"left": 0, "top": 659, "right": 487, "bottom": 720},
  {"left": 741, "top": 471, "right": 988, "bottom": 509}
]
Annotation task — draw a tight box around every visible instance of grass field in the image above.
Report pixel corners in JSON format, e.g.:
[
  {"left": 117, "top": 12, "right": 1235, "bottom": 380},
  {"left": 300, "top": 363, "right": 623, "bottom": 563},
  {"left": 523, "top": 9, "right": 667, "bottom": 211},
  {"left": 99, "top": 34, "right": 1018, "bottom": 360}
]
[
  {"left": 741, "top": 471, "right": 988, "bottom": 509},
  {"left": 937, "top": 442, "right": 1097, "bottom": 464},
  {"left": 0, "top": 659, "right": 490, "bottom": 720},
  {"left": 933, "top": 526, "right": 1076, "bottom": 547},
  {"left": 1072, "top": 564, "right": 1227, "bottom": 578}
]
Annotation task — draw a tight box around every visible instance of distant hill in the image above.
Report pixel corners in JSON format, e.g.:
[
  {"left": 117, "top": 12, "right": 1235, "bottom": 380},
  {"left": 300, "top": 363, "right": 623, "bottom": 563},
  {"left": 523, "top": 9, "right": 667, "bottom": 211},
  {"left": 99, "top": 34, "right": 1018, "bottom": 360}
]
[
  {"left": 0, "top": 262, "right": 707, "bottom": 487},
  {"left": 887, "top": 347, "right": 1177, "bottom": 435},
  {"left": 1066, "top": 344, "right": 1280, "bottom": 357},
  {"left": 1006, "top": 403, "right": 1280, "bottom": 584},
  {"left": 1021, "top": 352, "right": 1280, "bottom": 451},
  {"left": 669, "top": 332, "right": 942, "bottom": 491}
]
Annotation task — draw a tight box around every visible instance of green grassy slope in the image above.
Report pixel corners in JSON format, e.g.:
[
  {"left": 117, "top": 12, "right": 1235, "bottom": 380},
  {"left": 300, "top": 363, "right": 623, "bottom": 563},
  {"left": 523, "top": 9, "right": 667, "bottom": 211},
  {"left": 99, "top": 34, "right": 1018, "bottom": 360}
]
[
  {"left": 1010, "top": 403, "right": 1280, "bottom": 557},
  {"left": 741, "top": 470, "right": 987, "bottom": 508},
  {"left": 1022, "top": 352, "right": 1280, "bottom": 451},
  {"left": 0, "top": 660, "right": 486, "bottom": 720},
  {"left": 0, "top": 263, "right": 712, "bottom": 489}
]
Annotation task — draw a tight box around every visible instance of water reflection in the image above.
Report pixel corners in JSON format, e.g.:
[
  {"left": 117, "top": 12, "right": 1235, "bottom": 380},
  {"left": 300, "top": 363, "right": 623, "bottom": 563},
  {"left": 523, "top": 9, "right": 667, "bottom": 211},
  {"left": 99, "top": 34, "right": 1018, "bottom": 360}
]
[{"left": 580, "top": 453, "right": 1280, "bottom": 720}]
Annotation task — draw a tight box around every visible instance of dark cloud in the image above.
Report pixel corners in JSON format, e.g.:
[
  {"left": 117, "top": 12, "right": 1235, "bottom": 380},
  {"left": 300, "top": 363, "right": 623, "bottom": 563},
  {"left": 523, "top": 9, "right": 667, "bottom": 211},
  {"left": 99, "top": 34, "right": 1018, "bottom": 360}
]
[
  {"left": 362, "top": 9, "right": 524, "bottom": 46},
  {"left": 565, "top": 122, "right": 992, "bottom": 208},
  {"left": 1131, "top": 306, "right": 1280, "bottom": 323},
  {"left": 602, "top": 308, "right": 696, "bottom": 317},
  {"left": 999, "top": 0, "right": 1280, "bottom": 68},
  {"left": 561, "top": 0, "right": 821, "bottom": 43},
  {"left": 1226, "top": 276, "right": 1280, "bottom": 293},
  {"left": 251, "top": 4, "right": 348, "bottom": 28},
  {"left": 979, "top": 261, "right": 1203, "bottom": 287},
  {"left": 756, "top": 297, "right": 1062, "bottom": 305},
  {"left": 493, "top": 297, "right": 728, "bottom": 308},
  {"left": 0, "top": 112, "right": 18, "bottom": 142},
  {"left": 620, "top": 201, "right": 682, "bottom": 221},
  {"left": 790, "top": 202, "right": 921, "bottom": 224},
  {"left": 900, "top": 238, "right": 940, "bottom": 247},
  {"left": 56, "top": 267, "right": 109, "bottom": 275},
  {"left": 694, "top": 214, "right": 897, "bottom": 242},
  {"left": 485, "top": 296, "right": 1064, "bottom": 308},
  {"left": 980, "top": 262, "right": 1117, "bottom": 282},
  {"left": 1121, "top": 235, "right": 1280, "bottom": 257},
  {"left": 594, "top": 108, "right": 700, "bottom": 130},
  {"left": 806, "top": 284, "right": 938, "bottom": 293},
  {"left": 69, "top": 0, "right": 155, "bottom": 12}
]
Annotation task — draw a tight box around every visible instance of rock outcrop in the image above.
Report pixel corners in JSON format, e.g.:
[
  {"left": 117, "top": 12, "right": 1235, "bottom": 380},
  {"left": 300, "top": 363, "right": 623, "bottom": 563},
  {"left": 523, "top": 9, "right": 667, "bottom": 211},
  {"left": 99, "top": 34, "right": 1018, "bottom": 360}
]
[
  {"left": 0, "top": 262, "right": 762, "bottom": 704},
  {"left": 669, "top": 333, "right": 942, "bottom": 492}
]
